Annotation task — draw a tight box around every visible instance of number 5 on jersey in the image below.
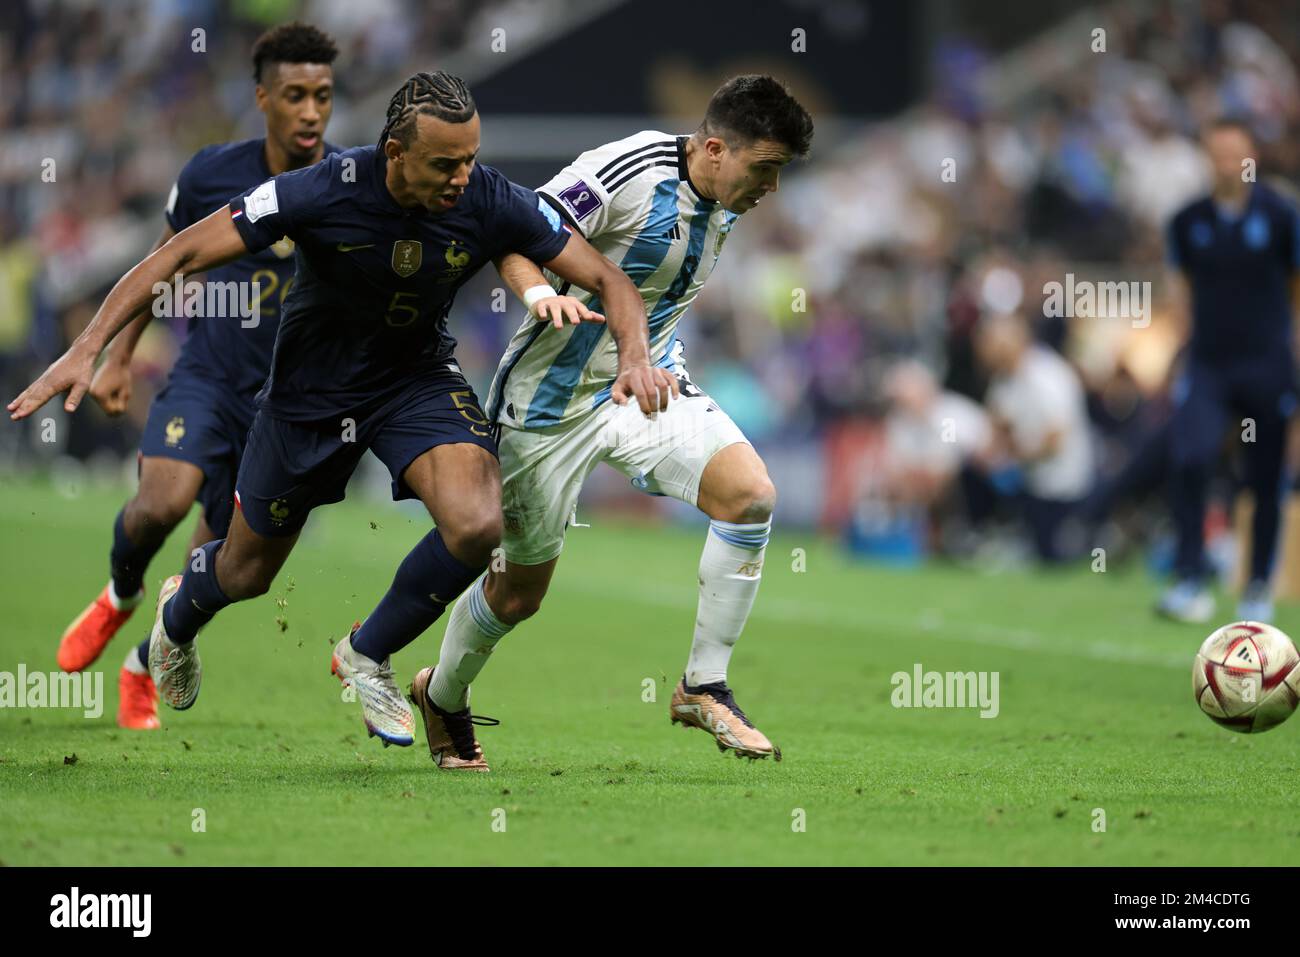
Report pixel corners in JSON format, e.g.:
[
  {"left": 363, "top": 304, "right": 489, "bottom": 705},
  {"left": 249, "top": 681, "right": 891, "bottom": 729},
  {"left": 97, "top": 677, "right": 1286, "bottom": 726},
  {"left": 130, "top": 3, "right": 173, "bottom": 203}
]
[{"left": 385, "top": 291, "right": 419, "bottom": 327}]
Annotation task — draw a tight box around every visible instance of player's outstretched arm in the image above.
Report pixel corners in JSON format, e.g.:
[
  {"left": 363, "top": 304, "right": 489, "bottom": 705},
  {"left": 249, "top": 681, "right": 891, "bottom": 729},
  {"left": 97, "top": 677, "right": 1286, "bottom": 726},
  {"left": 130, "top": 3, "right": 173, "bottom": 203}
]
[
  {"left": 89, "top": 223, "right": 176, "bottom": 416},
  {"left": 8, "top": 208, "right": 249, "bottom": 420},
  {"left": 540, "top": 235, "right": 678, "bottom": 415},
  {"left": 492, "top": 253, "right": 606, "bottom": 329}
]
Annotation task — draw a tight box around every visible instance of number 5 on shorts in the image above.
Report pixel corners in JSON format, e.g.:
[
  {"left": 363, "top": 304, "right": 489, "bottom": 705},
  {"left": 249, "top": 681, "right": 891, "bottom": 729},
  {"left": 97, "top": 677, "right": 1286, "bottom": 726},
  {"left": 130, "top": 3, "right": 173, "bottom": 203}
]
[{"left": 451, "top": 390, "right": 490, "bottom": 436}]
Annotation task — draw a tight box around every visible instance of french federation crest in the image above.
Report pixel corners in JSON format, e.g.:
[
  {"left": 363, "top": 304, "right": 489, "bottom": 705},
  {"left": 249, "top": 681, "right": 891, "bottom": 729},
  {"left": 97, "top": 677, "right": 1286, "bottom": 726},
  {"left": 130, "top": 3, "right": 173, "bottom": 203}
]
[
  {"left": 392, "top": 240, "right": 423, "bottom": 278},
  {"left": 165, "top": 416, "right": 185, "bottom": 447},
  {"left": 270, "top": 236, "right": 295, "bottom": 259},
  {"left": 439, "top": 240, "right": 471, "bottom": 283}
]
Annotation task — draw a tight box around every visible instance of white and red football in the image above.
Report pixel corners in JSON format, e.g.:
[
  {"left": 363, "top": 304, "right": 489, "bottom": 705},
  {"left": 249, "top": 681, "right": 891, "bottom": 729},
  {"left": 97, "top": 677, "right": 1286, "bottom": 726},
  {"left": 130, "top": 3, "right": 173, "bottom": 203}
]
[{"left": 1193, "top": 621, "right": 1300, "bottom": 733}]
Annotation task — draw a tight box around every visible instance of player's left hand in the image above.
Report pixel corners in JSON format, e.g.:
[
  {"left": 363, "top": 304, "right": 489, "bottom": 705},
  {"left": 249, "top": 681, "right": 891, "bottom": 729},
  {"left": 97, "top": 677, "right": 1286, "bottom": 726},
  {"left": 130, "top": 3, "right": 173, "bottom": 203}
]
[
  {"left": 533, "top": 296, "right": 605, "bottom": 330},
  {"left": 612, "top": 364, "right": 679, "bottom": 416},
  {"left": 7, "top": 344, "right": 97, "bottom": 421}
]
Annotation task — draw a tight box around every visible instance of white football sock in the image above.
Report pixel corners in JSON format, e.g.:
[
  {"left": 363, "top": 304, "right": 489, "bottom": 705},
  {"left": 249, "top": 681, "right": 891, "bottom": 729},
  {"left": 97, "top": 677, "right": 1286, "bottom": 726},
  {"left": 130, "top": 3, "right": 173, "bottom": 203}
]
[
  {"left": 429, "top": 577, "right": 512, "bottom": 712},
  {"left": 686, "top": 519, "right": 771, "bottom": 688},
  {"left": 122, "top": 645, "right": 148, "bottom": 675},
  {"left": 107, "top": 580, "right": 144, "bottom": 611}
]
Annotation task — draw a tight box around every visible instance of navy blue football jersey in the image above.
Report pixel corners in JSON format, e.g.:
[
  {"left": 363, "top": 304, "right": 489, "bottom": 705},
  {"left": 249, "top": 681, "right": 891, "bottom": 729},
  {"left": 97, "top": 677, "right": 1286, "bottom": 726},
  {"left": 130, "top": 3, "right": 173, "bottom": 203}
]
[
  {"left": 165, "top": 137, "right": 342, "bottom": 399},
  {"left": 228, "top": 145, "right": 572, "bottom": 421},
  {"left": 1168, "top": 182, "right": 1300, "bottom": 361}
]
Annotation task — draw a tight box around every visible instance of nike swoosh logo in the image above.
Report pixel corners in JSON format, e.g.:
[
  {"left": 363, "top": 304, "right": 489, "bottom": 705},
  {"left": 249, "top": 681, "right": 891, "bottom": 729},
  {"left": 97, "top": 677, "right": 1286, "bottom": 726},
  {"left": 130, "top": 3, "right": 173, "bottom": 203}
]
[{"left": 337, "top": 243, "right": 375, "bottom": 252}]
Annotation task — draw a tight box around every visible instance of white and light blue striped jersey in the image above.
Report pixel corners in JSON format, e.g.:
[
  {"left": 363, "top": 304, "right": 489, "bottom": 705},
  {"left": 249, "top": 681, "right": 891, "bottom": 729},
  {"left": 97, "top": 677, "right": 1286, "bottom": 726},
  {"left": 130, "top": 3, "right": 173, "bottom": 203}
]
[{"left": 486, "top": 131, "right": 739, "bottom": 429}]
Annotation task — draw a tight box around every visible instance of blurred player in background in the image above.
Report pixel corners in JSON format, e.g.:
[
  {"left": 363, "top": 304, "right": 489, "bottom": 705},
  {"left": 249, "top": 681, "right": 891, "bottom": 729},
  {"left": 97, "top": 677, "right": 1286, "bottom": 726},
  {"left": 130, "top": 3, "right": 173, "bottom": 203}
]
[
  {"left": 10, "top": 71, "right": 672, "bottom": 755},
  {"left": 415, "top": 76, "right": 813, "bottom": 768},
  {"left": 1158, "top": 119, "right": 1300, "bottom": 624},
  {"left": 54, "top": 22, "right": 341, "bottom": 730}
]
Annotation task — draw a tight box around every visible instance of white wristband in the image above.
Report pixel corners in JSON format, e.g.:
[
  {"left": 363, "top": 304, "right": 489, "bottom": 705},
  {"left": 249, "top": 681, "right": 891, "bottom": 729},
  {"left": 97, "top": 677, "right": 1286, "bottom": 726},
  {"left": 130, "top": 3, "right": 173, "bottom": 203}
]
[{"left": 522, "top": 284, "right": 555, "bottom": 317}]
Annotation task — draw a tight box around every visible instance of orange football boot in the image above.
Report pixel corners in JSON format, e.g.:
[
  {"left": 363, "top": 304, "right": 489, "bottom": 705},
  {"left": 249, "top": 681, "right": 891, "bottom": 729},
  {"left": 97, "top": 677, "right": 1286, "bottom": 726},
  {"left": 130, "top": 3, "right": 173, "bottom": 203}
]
[
  {"left": 117, "top": 666, "right": 161, "bottom": 730},
  {"left": 58, "top": 584, "right": 143, "bottom": 672}
]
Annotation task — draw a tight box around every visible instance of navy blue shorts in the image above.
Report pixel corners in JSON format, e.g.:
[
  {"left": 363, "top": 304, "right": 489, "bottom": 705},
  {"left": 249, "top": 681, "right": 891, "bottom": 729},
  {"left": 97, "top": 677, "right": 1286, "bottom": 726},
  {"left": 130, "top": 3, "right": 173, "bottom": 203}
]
[
  {"left": 138, "top": 372, "right": 256, "bottom": 537},
  {"left": 234, "top": 373, "right": 497, "bottom": 537}
]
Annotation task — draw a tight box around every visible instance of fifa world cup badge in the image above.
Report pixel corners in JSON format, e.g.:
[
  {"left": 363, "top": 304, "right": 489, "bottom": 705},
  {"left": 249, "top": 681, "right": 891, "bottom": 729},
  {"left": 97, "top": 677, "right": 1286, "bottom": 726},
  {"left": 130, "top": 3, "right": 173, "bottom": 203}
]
[{"left": 391, "top": 240, "right": 422, "bottom": 278}]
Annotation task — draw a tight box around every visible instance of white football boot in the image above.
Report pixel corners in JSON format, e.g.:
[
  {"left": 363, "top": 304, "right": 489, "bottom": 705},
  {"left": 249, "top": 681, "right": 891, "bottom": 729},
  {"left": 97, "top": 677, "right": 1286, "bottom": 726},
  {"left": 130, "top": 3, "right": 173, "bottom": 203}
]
[
  {"left": 1155, "top": 579, "right": 1214, "bottom": 624},
  {"left": 147, "top": 574, "right": 203, "bottom": 710},
  {"left": 331, "top": 624, "right": 415, "bottom": 747}
]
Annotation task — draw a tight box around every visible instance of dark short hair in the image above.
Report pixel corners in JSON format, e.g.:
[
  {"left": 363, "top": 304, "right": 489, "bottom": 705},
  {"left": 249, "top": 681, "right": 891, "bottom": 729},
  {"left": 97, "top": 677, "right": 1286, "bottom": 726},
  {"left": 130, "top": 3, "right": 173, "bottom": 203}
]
[
  {"left": 378, "top": 72, "right": 476, "bottom": 149},
  {"left": 698, "top": 75, "right": 814, "bottom": 157},
  {"left": 1205, "top": 116, "right": 1255, "bottom": 143},
  {"left": 251, "top": 22, "right": 338, "bottom": 84}
]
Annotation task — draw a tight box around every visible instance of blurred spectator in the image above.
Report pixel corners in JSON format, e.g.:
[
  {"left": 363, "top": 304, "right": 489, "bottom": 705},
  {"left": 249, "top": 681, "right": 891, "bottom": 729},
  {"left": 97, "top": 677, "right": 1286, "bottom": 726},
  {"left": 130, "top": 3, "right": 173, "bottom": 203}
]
[
  {"left": 976, "top": 311, "right": 1095, "bottom": 561},
  {"left": 882, "top": 358, "right": 991, "bottom": 508}
]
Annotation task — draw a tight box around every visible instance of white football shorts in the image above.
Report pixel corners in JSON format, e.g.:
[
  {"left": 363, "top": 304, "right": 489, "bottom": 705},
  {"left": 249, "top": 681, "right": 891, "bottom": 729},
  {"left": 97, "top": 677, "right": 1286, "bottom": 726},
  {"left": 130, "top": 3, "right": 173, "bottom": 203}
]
[{"left": 498, "top": 392, "right": 749, "bottom": 565}]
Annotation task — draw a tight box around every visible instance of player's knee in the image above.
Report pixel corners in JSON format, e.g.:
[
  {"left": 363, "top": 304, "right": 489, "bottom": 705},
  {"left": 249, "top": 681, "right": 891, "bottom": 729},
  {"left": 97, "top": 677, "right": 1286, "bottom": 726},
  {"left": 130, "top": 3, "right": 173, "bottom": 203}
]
[
  {"left": 494, "top": 588, "right": 544, "bottom": 625},
  {"left": 130, "top": 492, "right": 193, "bottom": 532},
  {"left": 215, "top": 549, "right": 277, "bottom": 600},
  {"left": 442, "top": 511, "right": 503, "bottom": 568},
  {"left": 739, "top": 477, "right": 777, "bottom": 524},
  {"left": 720, "top": 476, "right": 776, "bottom": 525}
]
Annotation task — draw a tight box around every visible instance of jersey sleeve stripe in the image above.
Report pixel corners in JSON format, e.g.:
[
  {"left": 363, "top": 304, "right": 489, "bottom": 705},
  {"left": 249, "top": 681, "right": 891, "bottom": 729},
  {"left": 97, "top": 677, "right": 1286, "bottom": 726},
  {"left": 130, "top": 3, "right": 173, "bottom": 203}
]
[
  {"left": 598, "top": 148, "right": 679, "bottom": 190},
  {"left": 595, "top": 140, "right": 676, "bottom": 180},
  {"left": 606, "top": 160, "right": 679, "bottom": 194}
]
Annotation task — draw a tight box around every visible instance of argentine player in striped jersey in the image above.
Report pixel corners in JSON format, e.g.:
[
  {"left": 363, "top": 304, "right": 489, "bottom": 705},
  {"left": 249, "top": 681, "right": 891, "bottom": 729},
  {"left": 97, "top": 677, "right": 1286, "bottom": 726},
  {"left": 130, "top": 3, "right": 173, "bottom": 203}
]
[{"left": 418, "top": 76, "right": 813, "bottom": 765}]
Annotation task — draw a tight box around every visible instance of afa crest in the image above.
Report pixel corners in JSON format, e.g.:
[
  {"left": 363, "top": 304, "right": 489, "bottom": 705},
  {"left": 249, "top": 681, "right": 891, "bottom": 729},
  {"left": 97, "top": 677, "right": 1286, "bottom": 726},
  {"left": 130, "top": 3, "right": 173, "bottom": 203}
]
[
  {"left": 715, "top": 215, "right": 737, "bottom": 256},
  {"left": 164, "top": 417, "right": 185, "bottom": 447},
  {"left": 391, "top": 240, "right": 423, "bottom": 278}
]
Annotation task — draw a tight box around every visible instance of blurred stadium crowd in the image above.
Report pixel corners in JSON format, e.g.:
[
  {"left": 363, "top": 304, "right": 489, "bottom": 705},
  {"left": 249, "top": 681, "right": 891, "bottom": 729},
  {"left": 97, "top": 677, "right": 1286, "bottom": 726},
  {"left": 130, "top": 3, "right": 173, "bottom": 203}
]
[{"left": 2, "top": 0, "right": 1298, "bottom": 561}]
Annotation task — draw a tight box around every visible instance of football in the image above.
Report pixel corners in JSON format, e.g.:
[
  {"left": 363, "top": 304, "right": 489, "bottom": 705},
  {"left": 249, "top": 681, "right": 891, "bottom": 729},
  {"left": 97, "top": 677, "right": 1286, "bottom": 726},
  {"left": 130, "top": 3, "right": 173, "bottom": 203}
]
[{"left": 1193, "top": 622, "right": 1300, "bottom": 733}]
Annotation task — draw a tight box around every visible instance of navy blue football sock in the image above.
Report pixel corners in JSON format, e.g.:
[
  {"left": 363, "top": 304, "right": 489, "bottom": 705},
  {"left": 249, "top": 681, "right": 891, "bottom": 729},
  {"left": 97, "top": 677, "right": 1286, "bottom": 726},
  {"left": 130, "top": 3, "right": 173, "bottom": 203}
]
[
  {"left": 162, "top": 540, "right": 232, "bottom": 644},
  {"left": 110, "top": 508, "right": 162, "bottom": 599},
  {"left": 135, "top": 638, "right": 149, "bottom": 671},
  {"left": 352, "top": 529, "right": 484, "bottom": 662}
]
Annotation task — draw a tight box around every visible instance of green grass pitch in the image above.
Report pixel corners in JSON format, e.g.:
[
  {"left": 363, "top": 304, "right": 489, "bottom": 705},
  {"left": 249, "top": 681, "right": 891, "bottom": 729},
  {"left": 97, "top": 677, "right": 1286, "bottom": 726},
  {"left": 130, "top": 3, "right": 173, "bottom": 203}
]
[{"left": 1, "top": 476, "right": 1296, "bottom": 866}]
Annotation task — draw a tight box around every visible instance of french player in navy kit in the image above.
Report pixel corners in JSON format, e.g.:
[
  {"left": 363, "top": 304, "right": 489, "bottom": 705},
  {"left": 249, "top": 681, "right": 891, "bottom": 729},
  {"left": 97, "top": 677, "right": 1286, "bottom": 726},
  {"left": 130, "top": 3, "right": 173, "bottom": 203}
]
[
  {"left": 48, "top": 23, "right": 341, "bottom": 731},
  {"left": 10, "top": 72, "right": 676, "bottom": 759},
  {"left": 1158, "top": 118, "right": 1300, "bottom": 624}
]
